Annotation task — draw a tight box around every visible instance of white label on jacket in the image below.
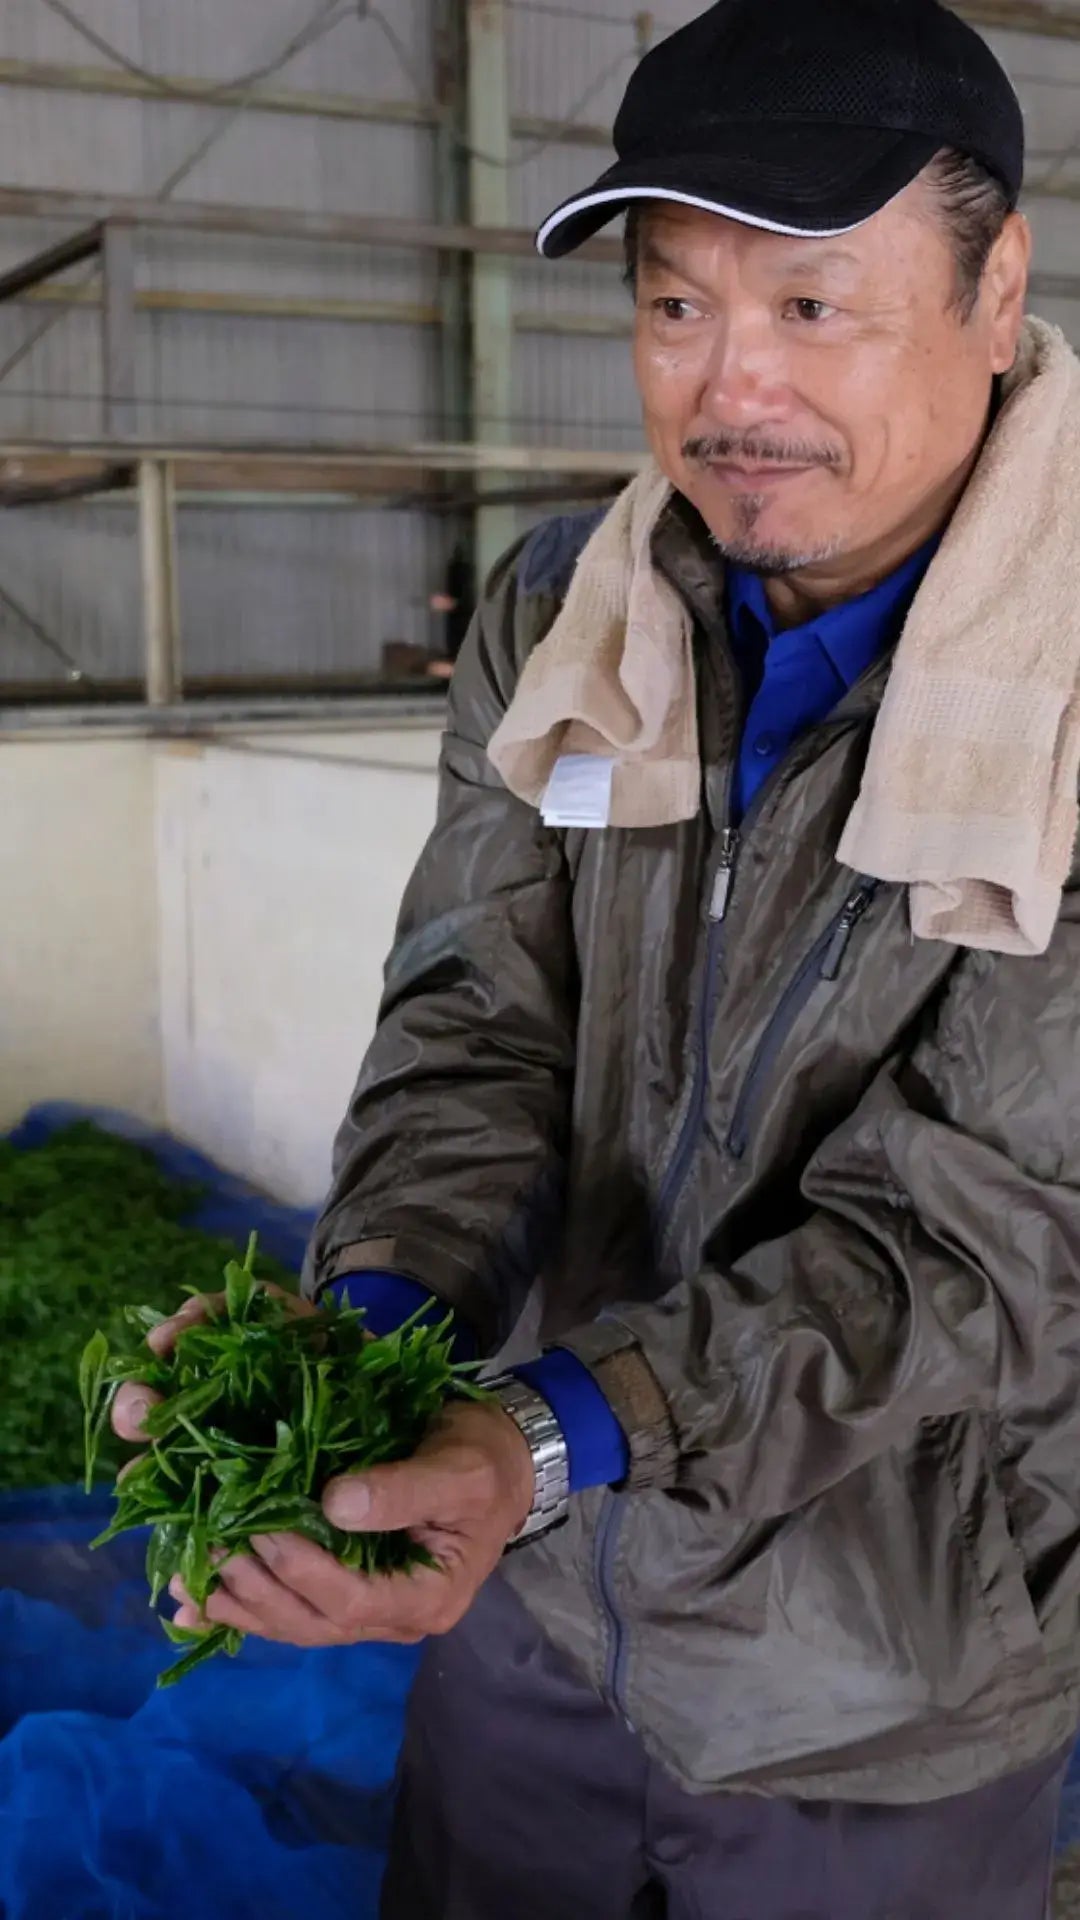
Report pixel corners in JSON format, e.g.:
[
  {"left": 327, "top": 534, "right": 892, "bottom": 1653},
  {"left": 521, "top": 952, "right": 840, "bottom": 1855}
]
[{"left": 540, "top": 754, "right": 614, "bottom": 829}]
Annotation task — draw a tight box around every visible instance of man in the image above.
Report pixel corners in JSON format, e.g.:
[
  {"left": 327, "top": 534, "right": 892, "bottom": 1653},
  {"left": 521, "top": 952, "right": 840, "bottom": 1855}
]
[{"left": 115, "top": 1, "right": 1080, "bottom": 1913}]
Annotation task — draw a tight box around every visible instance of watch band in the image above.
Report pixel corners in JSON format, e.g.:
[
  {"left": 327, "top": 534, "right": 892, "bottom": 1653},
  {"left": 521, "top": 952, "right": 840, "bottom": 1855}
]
[{"left": 486, "top": 1372, "right": 571, "bottom": 1545}]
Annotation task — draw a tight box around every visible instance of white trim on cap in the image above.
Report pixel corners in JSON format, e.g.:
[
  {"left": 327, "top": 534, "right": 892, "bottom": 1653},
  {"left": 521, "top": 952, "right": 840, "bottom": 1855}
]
[{"left": 535, "top": 185, "right": 861, "bottom": 256}]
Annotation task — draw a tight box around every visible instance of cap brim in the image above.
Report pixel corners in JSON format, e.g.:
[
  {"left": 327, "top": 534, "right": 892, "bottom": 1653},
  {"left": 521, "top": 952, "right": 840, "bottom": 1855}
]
[{"left": 536, "top": 123, "right": 940, "bottom": 258}]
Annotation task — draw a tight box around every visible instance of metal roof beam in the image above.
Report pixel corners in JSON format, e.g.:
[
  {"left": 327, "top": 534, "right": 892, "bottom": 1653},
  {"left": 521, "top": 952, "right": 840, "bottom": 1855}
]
[
  {"left": 0, "top": 57, "right": 612, "bottom": 148},
  {"left": 1, "top": 179, "right": 1079, "bottom": 269},
  {"left": 0, "top": 439, "right": 647, "bottom": 481},
  {"left": 0, "top": 56, "right": 440, "bottom": 127},
  {"left": 0, "top": 183, "right": 627, "bottom": 261},
  {"left": 0, "top": 220, "right": 101, "bottom": 302}
]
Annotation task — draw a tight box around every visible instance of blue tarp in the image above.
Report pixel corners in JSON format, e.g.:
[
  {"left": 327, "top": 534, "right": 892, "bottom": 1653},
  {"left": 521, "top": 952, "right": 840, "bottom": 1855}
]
[
  {"left": 0, "top": 1105, "right": 418, "bottom": 1920},
  {"left": 0, "top": 1483, "right": 419, "bottom": 1920}
]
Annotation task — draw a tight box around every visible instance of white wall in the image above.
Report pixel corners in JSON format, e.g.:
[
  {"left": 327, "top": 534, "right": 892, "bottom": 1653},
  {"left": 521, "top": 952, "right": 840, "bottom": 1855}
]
[
  {"left": 155, "top": 730, "right": 440, "bottom": 1206},
  {"left": 1, "top": 725, "right": 441, "bottom": 1207},
  {"left": 0, "top": 738, "right": 164, "bottom": 1129}
]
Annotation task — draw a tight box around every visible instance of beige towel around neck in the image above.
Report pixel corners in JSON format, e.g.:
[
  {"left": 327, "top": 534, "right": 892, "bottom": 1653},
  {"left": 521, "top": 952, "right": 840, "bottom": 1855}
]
[
  {"left": 488, "top": 462, "right": 698, "bottom": 830},
  {"left": 488, "top": 317, "right": 1080, "bottom": 955}
]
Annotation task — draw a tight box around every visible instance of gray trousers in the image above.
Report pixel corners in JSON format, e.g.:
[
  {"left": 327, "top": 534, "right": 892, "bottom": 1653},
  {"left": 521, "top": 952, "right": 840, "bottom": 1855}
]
[{"left": 381, "top": 1574, "right": 1067, "bottom": 1920}]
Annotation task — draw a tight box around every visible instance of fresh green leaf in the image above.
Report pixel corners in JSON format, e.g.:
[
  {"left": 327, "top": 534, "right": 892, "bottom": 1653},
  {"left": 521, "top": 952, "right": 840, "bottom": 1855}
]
[
  {"left": 78, "top": 1329, "right": 111, "bottom": 1492},
  {"left": 157, "top": 1623, "right": 236, "bottom": 1687},
  {"left": 146, "top": 1521, "right": 185, "bottom": 1606},
  {"left": 224, "top": 1254, "right": 257, "bottom": 1325},
  {"left": 77, "top": 1329, "right": 109, "bottom": 1413},
  {"left": 142, "top": 1377, "right": 224, "bottom": 1441},
  {"left": 123, "top": 1305, "right": 169, "bottom": 1336}
]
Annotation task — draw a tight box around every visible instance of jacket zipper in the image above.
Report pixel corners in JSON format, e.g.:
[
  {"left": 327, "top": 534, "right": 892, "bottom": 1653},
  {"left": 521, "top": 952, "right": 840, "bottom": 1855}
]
[
  {"left": 594, "top": 1492, "right": 631, "bottom": 1708},
  {"left": 589, "top": 697, "right": 879, "bottom": 1720},
  {"left": 707, "top": 825, "right": 740, "bottom": 923},
  {"left": 653, "top": 828, "right": 741, "bottom": 1230},
  {"left": 655, "top": 699, "right": 879, "bottom": 1240},
  {"left": 594, "top": 874, "right": 879, "bottom": 1712},
  {"left": 592, "top": 829, "right": 742, "bottom": 1713},
  {"left": 726, "top": 879, "right": 879, "bottom": 1162}
]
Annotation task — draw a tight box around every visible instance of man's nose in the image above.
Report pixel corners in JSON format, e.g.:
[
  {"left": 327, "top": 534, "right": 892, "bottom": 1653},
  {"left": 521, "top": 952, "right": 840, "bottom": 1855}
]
[{"left": 696, "top": 312, "right": 790, "bottom": 431}]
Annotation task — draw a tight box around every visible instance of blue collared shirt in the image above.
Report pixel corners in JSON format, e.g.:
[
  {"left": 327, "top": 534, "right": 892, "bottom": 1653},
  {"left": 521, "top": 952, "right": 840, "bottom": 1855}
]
[
  {"left": 330, "top": 536, "right": 938, "bottom": 1494},
  {"left": 726, "top": 537, "right": 937, "bottom": 822}
]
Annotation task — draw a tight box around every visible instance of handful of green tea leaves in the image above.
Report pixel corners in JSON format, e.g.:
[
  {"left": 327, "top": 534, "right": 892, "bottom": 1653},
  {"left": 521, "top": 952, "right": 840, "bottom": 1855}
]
[{"left": 79, "top": 1235, "right": 478, "bottom": 1686}]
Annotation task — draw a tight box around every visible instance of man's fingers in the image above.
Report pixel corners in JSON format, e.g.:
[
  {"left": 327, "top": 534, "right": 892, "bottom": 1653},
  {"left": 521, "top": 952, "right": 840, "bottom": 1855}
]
[
  {"left": 118, "top": 1286, "right": 317, "bottom": 1439},
  {"left": 251, "top": 1532, "right": 454, "bottom": 1640},
  {"left": 322, "top": 1406, "right": 533, "bottom": 1539},
  {"left": 267, "top": 1285, "right": 320, "bottom": 1319},
  {"left": 321, "top": 1456, "right": 456, "bottom": 1534},
  {"left": 170, "top": 1531, "right": 474, "bottom": 1646},
  {"left": 169, "top": 1566, "right": 319, "bottom": 1645},
  {"left": 146, "top": 1292, "right": 224, "bottom": 1357},
  {"left": 146, "top": 1282, "right": 315, "bottom": 1358},
  {"left": 111, "top": 1381, "right": 164, "bottom": 1441},
  {"left": 215, "top": 1546, "right": 329, "bottom": 1637},
  {"left": 170, "top": 1587, "right": 264, "bottom": 1640},
  {"left": 112, "top": 1297, "right": 221, "bottom": 1441},
  {"left": 249, "top": 1529, "right": 377, "bottom": 1612}
]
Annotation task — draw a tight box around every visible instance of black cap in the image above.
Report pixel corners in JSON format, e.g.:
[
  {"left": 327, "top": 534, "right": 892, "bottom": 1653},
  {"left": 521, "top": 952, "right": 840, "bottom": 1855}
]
[{"left": 536, "top": 0, "right": 1024, "bottom": 259}]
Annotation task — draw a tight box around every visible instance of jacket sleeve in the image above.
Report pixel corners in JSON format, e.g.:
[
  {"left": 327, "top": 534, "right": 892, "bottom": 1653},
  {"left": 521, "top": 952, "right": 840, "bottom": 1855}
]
[
  {"left": 304, "top": 539, "right": 578, "bottom": 1353},
  {"left": 562, "top": 896, "right": 1080, "bottom": 1511}
]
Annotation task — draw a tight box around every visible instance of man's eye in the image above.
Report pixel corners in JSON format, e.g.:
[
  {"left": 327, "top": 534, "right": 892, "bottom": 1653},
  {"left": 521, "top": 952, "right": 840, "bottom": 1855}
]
[
  {"left": 787, "top": 298, "right": 835, "bottom": 323},
  {"left": 652, "top": 297, "right": 696, "bottom": 322}
]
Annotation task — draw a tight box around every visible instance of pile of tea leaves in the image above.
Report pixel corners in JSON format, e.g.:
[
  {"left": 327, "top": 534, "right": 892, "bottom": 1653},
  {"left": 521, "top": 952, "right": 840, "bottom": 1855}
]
[
  {"left": 0, "top": 1122, "right": 292, "bottom": 1493},
  {"left": 81, "top": 1238, "right": 477, "bottom": 1684}
]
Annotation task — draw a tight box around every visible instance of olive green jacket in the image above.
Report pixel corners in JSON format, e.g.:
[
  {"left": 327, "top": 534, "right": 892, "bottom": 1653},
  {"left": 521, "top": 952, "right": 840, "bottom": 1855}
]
[{"left": 307, "top": 499, "right": 1080, "bottom": 1803}]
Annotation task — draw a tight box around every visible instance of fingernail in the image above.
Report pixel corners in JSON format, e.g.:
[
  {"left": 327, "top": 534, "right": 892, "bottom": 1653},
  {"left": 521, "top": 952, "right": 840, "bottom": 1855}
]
[
  {"left": 323, "top": 1477, "right": 370, "bottom": 1526},
  {"left": 127, "top": 1394, "right": 152, "bottom": 1429},
  {"left": 252, "top": 1532, "right": 286, "bottom": 1566}
]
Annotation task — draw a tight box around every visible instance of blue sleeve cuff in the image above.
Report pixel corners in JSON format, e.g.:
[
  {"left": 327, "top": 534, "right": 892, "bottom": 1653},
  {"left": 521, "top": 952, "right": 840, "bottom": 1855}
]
[
  {"left": 324, "top": 1284, "right": 627, "bottom": 1490},
  {"left": 324, "top": 1273, "right": 477, "bottom": 1360},
  {"left": 514, "top": 1348, "right": 629, "bottom": 1493}
]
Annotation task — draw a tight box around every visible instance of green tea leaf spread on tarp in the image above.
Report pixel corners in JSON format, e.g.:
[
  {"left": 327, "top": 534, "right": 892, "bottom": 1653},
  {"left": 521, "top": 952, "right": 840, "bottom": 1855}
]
[{"left": 0, "top": 1123, "right": 291, "bottom": 1492}]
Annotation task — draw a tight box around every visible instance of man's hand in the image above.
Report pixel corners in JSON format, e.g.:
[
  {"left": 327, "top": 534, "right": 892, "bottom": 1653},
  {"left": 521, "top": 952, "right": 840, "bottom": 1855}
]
[
  {"left": 110, "top": 1286, "right": 317, "bottom": 1443},
  {"left": 109, "top": 1292, "right": 535, "bottom": 1646},
  {"left": 169, "top": 1400, "right": 535, "bottom": 1646}
]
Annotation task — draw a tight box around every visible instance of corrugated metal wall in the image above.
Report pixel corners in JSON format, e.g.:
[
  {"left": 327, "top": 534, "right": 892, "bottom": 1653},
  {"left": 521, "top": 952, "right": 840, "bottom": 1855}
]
[
  {"left": 0, "top": 0, "right": 445, "bottom": 687},
  {"left": 0, "top": 0, "right": 1078, "bottom": 688}
]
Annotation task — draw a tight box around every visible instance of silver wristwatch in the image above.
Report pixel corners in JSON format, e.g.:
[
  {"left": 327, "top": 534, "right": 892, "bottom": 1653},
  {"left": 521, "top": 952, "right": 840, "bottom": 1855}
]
[{"left": 487, "top": 1372, "right": 571, "bottom": 1545}]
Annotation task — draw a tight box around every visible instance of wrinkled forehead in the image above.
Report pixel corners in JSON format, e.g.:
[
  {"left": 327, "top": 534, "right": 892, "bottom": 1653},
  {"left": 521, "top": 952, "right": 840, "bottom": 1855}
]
[{"left": 632, "top": 185, "right": 941, "bottom": 286}]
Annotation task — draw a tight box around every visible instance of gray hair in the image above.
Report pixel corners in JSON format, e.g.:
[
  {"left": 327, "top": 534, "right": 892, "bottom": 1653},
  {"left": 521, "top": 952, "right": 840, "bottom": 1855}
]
[{"left": 923, "top": 147, "right": 1013, "bottom": 316}]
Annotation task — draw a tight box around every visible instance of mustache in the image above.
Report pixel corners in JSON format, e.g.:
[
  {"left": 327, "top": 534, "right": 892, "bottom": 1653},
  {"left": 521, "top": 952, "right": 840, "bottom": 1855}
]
[{"left": 683, "top": 433, "right": 842, "bottom": 471}]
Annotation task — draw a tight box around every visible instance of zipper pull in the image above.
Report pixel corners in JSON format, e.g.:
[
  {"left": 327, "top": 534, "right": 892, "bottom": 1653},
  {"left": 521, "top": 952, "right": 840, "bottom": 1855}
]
[
  {"left": 708, "top": 829, "right": 740, "bottom": 921},
  {"left": 820, "top": 882, "right": 877, "bottom": 982}
]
